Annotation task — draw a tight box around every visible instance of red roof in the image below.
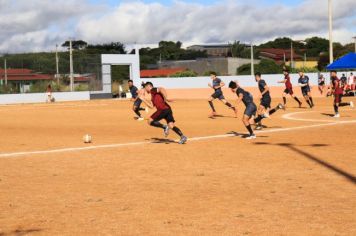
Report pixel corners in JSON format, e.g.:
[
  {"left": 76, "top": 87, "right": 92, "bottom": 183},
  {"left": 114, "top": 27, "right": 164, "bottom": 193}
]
[
  {"left": 0, "top": 69, "right": 53, "bottom": 81},
  {"left": 140, "top": 68, "right": 185, "bottom": 78},
  {"left": 259, "top": 48, "right": 302, "bottom": 61}
]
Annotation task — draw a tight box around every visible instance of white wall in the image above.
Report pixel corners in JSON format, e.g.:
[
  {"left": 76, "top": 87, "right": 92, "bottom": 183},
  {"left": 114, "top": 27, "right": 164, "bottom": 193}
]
[
  {"left": 0, "top": 91, "right": 90, "bottom": 105},
  {"left": 138, "top": 72, "right": 354, "bottom": 89}
]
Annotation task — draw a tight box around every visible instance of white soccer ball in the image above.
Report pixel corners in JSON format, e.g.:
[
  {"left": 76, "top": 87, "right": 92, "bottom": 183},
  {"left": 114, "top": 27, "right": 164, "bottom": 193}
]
[{"left": 83, "top": 134, "right": 92, "bottom": 144}]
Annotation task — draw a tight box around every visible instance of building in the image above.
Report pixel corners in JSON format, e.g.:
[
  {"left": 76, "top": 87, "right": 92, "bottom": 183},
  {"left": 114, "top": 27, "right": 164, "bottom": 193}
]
[
  {"left": 158, "top": 57, "right": 260, "bottom": 76},
  {"left": 187, "top": 44, "right": 231, "bottom": 57},
  {"left": 259, "top": 48, "right": 303, "bottom": 62}
]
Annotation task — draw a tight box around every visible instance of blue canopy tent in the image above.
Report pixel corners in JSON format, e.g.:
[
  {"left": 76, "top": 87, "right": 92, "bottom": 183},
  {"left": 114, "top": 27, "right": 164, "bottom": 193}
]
[{"left": 326, "top": 52, "right": 356, "bottom": 70}]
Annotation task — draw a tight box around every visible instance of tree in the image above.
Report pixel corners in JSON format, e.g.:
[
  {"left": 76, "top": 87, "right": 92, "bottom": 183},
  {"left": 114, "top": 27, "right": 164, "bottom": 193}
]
[
  {"left": 61, "top": 40, "right": 88, "bottom": 50},
  {"left": 237, "top": 59, "right": 282, "bottom": 75}
]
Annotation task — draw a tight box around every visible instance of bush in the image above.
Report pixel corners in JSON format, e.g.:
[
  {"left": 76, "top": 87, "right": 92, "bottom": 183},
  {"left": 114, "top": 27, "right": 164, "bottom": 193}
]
[{"left": 169, "top": 70, "right": 198, "bottom": 77}]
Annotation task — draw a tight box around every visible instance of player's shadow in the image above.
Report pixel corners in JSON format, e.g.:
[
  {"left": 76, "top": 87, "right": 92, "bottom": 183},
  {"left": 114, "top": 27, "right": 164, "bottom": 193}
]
[
  {"left": 150, "top": 137, "right": 176, "bottom": 144},
  {"left": 254, "top": 142, "right": 356, "bottom": 184},
  {"left": 226, "top": 131, "right": 269, "bottom": 138},
  {"left": 321, "top": 113, "right": 351, "bottom": 118},
  {"left": 209, "top": 115, "right": 237, "bottom": 119},
  {"left": 0, "top": 228, "right": 43, "bottom": 236}
]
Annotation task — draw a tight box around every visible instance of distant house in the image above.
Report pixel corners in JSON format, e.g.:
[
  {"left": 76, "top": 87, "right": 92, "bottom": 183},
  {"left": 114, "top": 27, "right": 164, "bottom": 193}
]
[
  {"left": 259, "top": 48, "right": 303, "bottom": 63},
  {"left": 0, "top": 69, "right": 53, "bottom": 93},
  {"left": 187, "top": 44, "right": 231, "bottom": 57},
  {"left": 140, "top": 68, "right": 185, "bottom": 78}
]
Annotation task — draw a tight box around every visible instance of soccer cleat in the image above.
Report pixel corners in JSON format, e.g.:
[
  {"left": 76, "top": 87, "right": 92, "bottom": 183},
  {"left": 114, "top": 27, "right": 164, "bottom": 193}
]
[
  {"left": 209, "top": 112, "right": 217, "bottom": 118},
  {"left": 333, "top": 113, "right": 340, "bottom": 118},
  {"left": 350, "top": 101, "right": 354, "bottom": 109},
  {"left": 164, "top": 126, "right": 170, "bottom": 137},
  {"left": 255, "top": 125, "right": 263, "bottom": 130},
  {"left": 245, "top": 134, "right": 256, "bottom": 140},
  {"left": 145, "top": 107, "right": 149, "bottom": 113},
  {"left": 178, "top": 136, "right": 188, "bottom": 144},
  {"left": 263, "top": 112, "right": 270, "bottom": 118},
  {"left": 137, "top": 117, "right": 144, "bottom": 121},
  {"left": 278, "top": 103, "right": 286, "bottom": 110}
]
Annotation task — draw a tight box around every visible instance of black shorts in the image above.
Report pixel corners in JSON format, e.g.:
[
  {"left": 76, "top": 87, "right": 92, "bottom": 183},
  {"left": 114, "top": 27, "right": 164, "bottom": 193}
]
[
  {"left": 319, "top": 82, "right": 325, "bottom": 86},
  {"left": 211, "top": 90, "right": 225, "bottom": 100},
  {"left": 151, "top": 108, "right": 175, "bottom": 123},
  {"left": 334, "top": 94, "right": 343, "bottom": 104},
  {"left": 301, "top": 87, "right": 311, "bottom": 96},
  {"left": 260, "top": 96, "right": 271, "bottom": 108},
  {"left": 244, "top": 103, "right": 257, "bottom": 117},
  {"left": 284, "top": 88, "right": 294, "bottom": 95},
  {"left": 133, "top": 98, "right": 142, "bottom": 107}
]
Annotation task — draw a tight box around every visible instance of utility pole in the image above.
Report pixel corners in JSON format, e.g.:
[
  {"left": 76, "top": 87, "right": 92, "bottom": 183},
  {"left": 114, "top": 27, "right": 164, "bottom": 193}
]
[
  {"left": 250, "top": 42, "right": 254, "bottom": 76},
  {"left": 69, "top": 39, "right": 74, "bottom": 92},
  {"left": 328, "top": 0, "right": 334, "bottom": 63},
  {"left": 55, "top": 44, "right": 59, "bottom": 85},
  {"left": 4, "top": 59, "right": 7, "bottom": 86}
]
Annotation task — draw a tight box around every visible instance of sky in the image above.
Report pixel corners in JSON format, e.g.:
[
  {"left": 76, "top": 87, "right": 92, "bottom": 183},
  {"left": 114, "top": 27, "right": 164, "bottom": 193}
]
[{"left": 0, "top": 0, "right": 355, "bottom": 53}]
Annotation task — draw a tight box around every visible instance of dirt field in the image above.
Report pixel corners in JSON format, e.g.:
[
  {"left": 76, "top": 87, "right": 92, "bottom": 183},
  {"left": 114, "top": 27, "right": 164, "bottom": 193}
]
[{"left": 0, "top": 97, "right": 355, "bottom": 236}]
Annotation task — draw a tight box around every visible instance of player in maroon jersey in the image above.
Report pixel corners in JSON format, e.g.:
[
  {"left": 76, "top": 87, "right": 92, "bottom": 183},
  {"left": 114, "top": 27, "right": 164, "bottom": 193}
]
[
  {"left": 278, "top": 70, "right": 302, "bottom": 108},
  {"left": 141, "top": 82, "right": 187, "bottom": 144},
  {"left": 330, "top": 71, "right": 354, "bottom": 118}
]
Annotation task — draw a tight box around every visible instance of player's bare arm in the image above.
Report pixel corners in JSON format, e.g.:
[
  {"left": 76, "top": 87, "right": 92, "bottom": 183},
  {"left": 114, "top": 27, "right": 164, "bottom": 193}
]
[{"left": 158, "top": 87, "right": 174, "bottom": 103}]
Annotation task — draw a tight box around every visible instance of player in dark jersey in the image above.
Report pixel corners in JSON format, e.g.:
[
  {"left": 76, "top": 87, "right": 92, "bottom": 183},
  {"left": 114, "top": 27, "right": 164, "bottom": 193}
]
[
  {"left": 129, "top": 80, "right": 148, "bottom": 121},
  {"left": 318, "top": 74, "right": 326, "bottom": 95},
  {"left": 278, "top": 70, "right": 302, "bottom": 108},
  {"left": 298, "top": 71, "right": 314, "bottom": 108},
  {"left": 254, "top": 72, "right": 284, "bottom": 130},
  {"left": 141, "top": 82, "right": 187, "bottom": 144},
  {"left": 228, "top": 81, "right": 258, "bottom": 139},
  {"left": 208, "top": 72, "right": 237, "bottom": 118},
  {"left": 330, "top": 71, "right": 354, "bottom": 118}
]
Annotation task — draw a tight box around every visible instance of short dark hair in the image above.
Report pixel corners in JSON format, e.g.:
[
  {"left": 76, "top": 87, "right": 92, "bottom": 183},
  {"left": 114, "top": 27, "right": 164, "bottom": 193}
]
[
  {"left": 210, "top": 71, "right": 217, "bottom": 76},
  {"left": 128, "top": 80, "right": 133, "bottom": 83},
  {"left": 144, "top": 82, "right": 154, "bottom": 87},
  {"left": 255, "top": 72, "right": 261, "bottom": 77},
  {"left": 331, "top": 70, "right": 337, "bottom": 73},
  {"left": 228, "top": 81, "right": 237, "bottom": 89}
]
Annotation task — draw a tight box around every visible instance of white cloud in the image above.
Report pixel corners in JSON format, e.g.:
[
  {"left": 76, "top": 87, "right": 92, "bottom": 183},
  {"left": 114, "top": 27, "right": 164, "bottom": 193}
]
[{"left": 0, "top": 0, "right": 355, "bottom": 53}]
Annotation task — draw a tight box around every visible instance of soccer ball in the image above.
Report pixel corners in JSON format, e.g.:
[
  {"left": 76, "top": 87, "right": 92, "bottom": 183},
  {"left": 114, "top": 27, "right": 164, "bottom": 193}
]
[{"left": 83, "top": 134, "right": 92, "bottom": 144}]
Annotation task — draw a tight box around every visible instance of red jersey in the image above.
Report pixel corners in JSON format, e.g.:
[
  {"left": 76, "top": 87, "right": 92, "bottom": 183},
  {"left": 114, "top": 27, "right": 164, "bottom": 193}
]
[
  {"left": 331, "top": 76, "right": 344, "bottom": 95},
  {"left": 285, "top": 75, "right": 292, "bottom": 89},
  {"left": 151, "top": 88, "right": 170, "bottom": 111}
]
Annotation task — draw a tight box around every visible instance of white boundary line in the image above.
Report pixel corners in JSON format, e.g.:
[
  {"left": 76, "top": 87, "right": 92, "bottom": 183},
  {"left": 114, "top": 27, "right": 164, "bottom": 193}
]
[
  {"left": 0, "top": 119, "right": 355, "bottom": 159},
  {"left": 282, "top": 111, "right": 335, "bottom": 123}
]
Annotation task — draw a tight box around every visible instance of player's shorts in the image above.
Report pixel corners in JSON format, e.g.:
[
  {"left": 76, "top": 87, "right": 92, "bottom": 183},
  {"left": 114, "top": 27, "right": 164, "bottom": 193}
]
[
  {"left": 260, "top": 96, "right": 271, "bottom": 109},
  {"left": 133, "top": 98, "right": 142, "bottom": 107},
  {"left": 151, "top": 108, "right": 175, "bottom": 123},
  {"left": 284, "top": 88, "right": 294, "bottom": 95},
  {"left": 319, "top": 82, "right": 325, "bottom": 86},
  {"left": 244, "top": 103, "right": 257, "bottom": 117},
  {"left": 211, "top": 90, "right": 225, "bottom": 100},
  {"left": 301, "top": 87, "right": 311, "bottom": 96},
  {"left": 334, "top": 94, "right": 343, "bottom": 104}
]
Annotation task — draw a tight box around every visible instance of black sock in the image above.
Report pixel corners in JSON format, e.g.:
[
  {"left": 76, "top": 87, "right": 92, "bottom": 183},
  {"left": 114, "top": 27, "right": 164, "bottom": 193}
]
[
  {"left": 339, "top": 102, "right": 349, "bottom": 107},
  {"left": 246, "top": 125, "right": 254, "bottom": 135},
  {"left": 309, "top": 97, "right": 314, "bottom": 106},
  {"left": 283, "top": 97, "right": 286, "bottom": 105},
  {"left": 254, "top": 115, "right": 264, "bottom": 123},
  {"left": 172, "top": 126, "right": 184, "bottom": 137},
  {"left": 294, "top": 97, "right": 301, "bottom": 104},
  {"left": 334, "top": 105, "right": 339, "bottom": 113},
  {"left": 306, "top": 100, "right": 312, "bottom": 108},
  {"left": 134, "top": 108, "right": 141, "bottom": 117},
  {"left": 209, "top": 101, "right": 216, "bottom": 112},
  {"left": 150, "top": 121, "right": 165, "bottom": 129},
  {"left": 225, "top": 102, "right": 235, "bottom": 110},
  {"left": 139, "top": 107, "right": 145, "bottom": 111},
  {"left": 269, "top": 108, "right": 277, "bottom": 115}
]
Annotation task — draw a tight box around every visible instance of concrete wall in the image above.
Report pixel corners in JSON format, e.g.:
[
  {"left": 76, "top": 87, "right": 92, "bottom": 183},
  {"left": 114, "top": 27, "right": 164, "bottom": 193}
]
[{"left": 0, "top": 91, "right": 90, "bottom": 105}]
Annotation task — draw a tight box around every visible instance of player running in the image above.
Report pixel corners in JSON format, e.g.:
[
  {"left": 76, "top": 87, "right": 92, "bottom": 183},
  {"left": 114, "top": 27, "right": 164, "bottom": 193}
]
[
  {"left": 318, "top": 74, "right": 326, "bottom": 95},
  {"left": 330, "top": 71, "right": 354, "bottom": 118},
  {"left": 278, "top": 70, "right": 302, "bottom": 108},
  {"left": 254, "top": 72, "right": 284, "bottom": 130},
  {"left": 298, "top": 71, "right": 314, "bottom": 108},
  {"left": 208, "top": 72, "right": 237, "bottom": 118},
  {"left": 141, "top": 82, "right": 187, "bottom": 144},
  {"left": 129, "top": 80, "right": 148, "bottom": 121},
  {"left": 228, "top": 81, "right": 258, "bottom": 139}
]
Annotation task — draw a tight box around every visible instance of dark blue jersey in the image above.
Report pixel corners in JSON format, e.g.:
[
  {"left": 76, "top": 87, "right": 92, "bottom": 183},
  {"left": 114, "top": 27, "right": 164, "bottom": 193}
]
[
  {"left": 258, "top": 79, "right": 270, "bottom": 98},
  {"left": 212, "top": 78, "right": 222, "bottom": 92},
  {"left": 298, "top": 76, "right": 310, "bottom": 89},
  {"left": 236, "top": 87, "right": 254, "bottom": 107},
  {"left": 129, "top": 85, "right": 138, "bottom": 99}
]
